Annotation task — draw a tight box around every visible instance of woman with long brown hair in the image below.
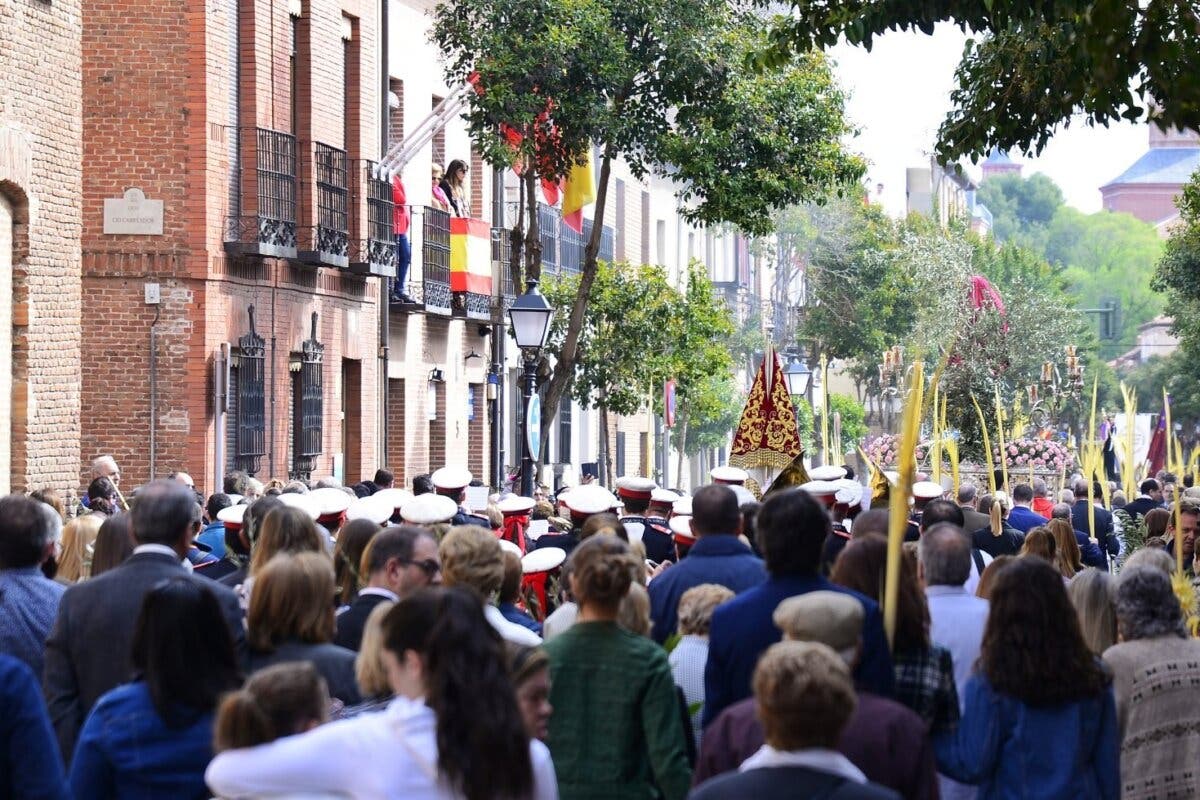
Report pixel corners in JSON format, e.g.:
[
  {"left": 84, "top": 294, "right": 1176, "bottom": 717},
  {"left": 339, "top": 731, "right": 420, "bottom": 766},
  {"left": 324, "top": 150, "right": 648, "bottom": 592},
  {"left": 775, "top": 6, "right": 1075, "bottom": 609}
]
[
  {"left": 831, "top": 535, "right": 958, "bottom": 733},
  {"left": 1047, "top": 518, "right": 1083, "bottom": 577},
  {"left": 935, "top": 557, "right": 1118, "bottom": 798},
  {"left": 207, "top": 586, "right": 556, "bottom": 799}
]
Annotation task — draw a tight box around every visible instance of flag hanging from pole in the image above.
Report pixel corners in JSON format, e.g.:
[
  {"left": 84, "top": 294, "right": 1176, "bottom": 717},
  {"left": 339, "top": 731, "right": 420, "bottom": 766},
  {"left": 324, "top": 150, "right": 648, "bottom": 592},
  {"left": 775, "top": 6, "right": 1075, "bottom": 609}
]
[
  {"left": 450, "top": 217, "right": 493, "bottom": 294},
  {"left": 729, "top": 347, "right": 803, "bottom": 472},
  {"left": 561, "top": 150, "right": 595, "bottom": 234}
]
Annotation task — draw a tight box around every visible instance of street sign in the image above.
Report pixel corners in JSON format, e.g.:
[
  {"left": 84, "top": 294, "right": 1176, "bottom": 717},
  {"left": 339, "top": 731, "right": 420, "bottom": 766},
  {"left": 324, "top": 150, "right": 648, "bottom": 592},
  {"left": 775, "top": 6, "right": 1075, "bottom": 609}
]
[
  {"left": 664, "top": 379, "right": 676, "bottom": 428},
  {"left": 526, "top": 393, "right": 542, "bottom": 458}
]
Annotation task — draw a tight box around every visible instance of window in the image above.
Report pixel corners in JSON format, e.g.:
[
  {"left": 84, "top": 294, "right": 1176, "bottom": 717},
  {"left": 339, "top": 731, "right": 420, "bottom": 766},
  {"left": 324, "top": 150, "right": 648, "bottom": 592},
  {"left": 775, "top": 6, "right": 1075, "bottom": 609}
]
[
  {"left": 232, "top": 305, "right": 267, "bottom": 476},
  {"left": 431, "top": 95, "right": 445, "bottom": 167},
  {"left": 615, "top": 179, "right": 626, "bottom": 261},
  {"left": 656, "top": 219, "right": 666, "bottom": 267},
  {"left": 342, "top": 359, "right": 361, "bottom": 484},
  {"left": 640, "top": 190, "right": 650, "bottom": 265},
  {"left": 615, "top": 432, "right": 626, "bottom": 479},
  {"left": 388, "top": 79, "right": 404, "bottom": 145},
  {"left": 290, "top": 312, "right": 324, "bottom": 480}
]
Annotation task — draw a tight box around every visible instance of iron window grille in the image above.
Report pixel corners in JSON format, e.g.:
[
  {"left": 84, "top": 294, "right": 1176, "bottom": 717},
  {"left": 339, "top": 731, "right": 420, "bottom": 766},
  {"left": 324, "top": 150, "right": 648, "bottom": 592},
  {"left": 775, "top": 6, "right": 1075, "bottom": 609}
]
[
  {"left": 232, "top": 305, "right": 267, "bottom": 476},
  {"left": 299, "top": 143, "right": 350, "bottom": 267},
  {"left": 290, "top": 312, "right": 324, "bottom": 480},
  {"left": 349, "top": 160, "right": 396, "bottom": 276},
  {"left": 422, "top": 206, "right": 452, "bottom": 312},
  {"left": 224, "top": 127, "right": 298, "bottom": 258}
]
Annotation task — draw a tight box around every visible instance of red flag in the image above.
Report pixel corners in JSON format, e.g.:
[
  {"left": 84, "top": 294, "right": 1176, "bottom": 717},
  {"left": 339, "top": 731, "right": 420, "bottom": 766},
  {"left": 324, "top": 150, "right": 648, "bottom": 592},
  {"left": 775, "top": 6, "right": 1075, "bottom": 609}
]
[{"left": 1146, "top": 413, "right": 1167, "bottom": 476}]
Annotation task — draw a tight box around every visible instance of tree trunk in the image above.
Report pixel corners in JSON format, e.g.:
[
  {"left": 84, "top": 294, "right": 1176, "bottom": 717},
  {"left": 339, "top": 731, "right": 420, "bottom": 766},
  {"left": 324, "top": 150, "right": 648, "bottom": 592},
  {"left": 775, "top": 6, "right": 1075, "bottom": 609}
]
[
  {"left": 524, "top": 170, "right": 543, "bottom": 283},
  {"left": 539, "top": 148, "right": 615, "bottom": 451},
  {"left": 674, "top": 411, "right": 689, "bottom": 492},
  {"left": 509, "top": 167, "right": 526, "bottom": 291},
  {"left": 600, "top": 406, "right": 611, "bottom": 487}
]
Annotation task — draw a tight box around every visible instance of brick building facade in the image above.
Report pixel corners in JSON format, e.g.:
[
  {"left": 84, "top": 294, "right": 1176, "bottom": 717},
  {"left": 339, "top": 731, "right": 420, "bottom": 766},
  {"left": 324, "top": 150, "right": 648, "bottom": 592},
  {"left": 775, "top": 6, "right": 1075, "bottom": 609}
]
[
  {"left": 0, "top": 0, "right": 83, "bottom": 496},
  {"left": 82, "top": 0, "right": 387, "bottom": 495}
]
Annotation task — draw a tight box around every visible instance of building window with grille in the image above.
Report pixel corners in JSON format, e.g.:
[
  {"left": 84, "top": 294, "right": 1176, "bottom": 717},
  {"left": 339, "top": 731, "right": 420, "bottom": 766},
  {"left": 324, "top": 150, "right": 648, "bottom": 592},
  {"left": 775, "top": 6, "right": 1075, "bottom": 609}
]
[
  {"left": 290, "top": 312, "right": 324, "bottom": 480},
  {"left": 230, "top": 305, "right": 267, "bottom": 476}
]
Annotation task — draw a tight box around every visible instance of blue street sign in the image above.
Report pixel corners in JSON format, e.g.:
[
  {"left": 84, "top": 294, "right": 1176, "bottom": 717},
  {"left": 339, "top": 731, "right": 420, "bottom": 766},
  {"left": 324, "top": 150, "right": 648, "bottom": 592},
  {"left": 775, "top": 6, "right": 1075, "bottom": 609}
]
[{"left": 526, "top": 394, "right": 542, "bottom": 458}]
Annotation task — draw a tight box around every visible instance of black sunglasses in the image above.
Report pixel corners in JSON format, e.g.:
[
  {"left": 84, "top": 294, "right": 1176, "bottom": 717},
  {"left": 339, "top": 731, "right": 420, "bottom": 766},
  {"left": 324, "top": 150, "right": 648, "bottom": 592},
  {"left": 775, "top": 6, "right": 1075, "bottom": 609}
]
[{"left": 400, "top": 558, "right": 441, "bottom": 577}]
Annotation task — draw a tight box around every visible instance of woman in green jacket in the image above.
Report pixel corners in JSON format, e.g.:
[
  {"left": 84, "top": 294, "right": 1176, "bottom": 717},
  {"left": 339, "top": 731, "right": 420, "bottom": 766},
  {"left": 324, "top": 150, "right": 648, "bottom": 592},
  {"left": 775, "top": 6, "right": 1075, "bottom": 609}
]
[{"left": 543, "top": 535, "right": 691, "bottom": 800}]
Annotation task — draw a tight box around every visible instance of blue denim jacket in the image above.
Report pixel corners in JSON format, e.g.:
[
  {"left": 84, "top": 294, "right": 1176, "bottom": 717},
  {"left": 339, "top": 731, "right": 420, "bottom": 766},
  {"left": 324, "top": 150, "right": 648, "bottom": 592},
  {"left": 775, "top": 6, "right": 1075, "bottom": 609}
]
[
  {"left": 69, "top": 682, "right": 216, "bottom": 800},
  {"left": 935, "top": 673, "right": 1119, "bottom": 800}
]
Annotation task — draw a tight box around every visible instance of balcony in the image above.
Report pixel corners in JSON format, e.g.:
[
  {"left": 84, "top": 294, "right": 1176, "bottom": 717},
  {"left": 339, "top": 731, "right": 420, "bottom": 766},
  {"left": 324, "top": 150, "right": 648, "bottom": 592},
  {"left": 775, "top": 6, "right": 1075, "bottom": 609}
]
[
  {"left": 493, "top": 227, "right": 515, "bottom": 312},
  {"left": 349, "top": 160, "right": 397, "bottom": 277},
  {"left": 421, "top": 206, "right": 453, "bottom": 314},
  {"left": 297, "top": 143, "right": 350, "bottom": 269},
  {"left": 535, "top": 203, "right": 615, "bottom": 277},
  {"left": 224, "top": 128, "right": 297, "bottom": 259}
]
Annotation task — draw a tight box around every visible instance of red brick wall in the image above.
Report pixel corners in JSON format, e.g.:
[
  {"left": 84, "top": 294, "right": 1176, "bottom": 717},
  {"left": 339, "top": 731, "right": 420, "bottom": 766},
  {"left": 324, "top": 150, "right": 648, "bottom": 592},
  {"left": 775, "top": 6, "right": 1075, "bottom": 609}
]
[
  {"left": 0, "top": 0, "right": 83, "bottom": 497},
  {"left": 387, "top": 377, "right": 407, "bottom": 484},
  {"left": 1101, "top": 184, "right": 1181, "bottom": 229},
  {"left": 81, "top": 0, "right": 384, "bottom": 496}
]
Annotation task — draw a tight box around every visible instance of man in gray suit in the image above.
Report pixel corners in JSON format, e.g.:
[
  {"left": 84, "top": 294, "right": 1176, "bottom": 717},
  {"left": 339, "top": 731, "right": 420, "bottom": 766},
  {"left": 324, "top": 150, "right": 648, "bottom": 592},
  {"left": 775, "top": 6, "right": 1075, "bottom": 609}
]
[
  {"left": 43, "top": 479, "right": 245, "bottom": 763},
  {"left": 956, "top": 483, "right": 991, "bottom": 535}
]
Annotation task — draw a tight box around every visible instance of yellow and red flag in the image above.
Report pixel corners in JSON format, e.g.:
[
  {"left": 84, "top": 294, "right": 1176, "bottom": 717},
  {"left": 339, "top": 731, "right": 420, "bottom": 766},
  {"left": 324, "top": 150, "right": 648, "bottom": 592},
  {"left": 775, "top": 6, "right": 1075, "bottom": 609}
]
[
  {"left": 450, "top": 217, "right": 493, "bottom": 294},
  {"left": 561, "top": 150, "right": 595, "bottom": 234}
]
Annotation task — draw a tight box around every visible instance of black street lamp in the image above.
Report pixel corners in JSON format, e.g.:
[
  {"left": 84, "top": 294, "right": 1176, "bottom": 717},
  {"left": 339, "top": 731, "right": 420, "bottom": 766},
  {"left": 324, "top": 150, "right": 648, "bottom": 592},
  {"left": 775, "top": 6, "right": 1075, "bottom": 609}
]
[{"left": 508, "top": 280, "right": 555, "bottom": 497}]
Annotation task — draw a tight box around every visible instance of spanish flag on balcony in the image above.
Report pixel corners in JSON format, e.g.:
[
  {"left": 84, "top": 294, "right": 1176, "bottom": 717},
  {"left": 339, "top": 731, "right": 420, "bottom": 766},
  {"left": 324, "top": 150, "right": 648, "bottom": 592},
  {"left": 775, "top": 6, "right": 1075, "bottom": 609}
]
[{"left": 450, "top": 217, "right": 493, "bottom": 295}]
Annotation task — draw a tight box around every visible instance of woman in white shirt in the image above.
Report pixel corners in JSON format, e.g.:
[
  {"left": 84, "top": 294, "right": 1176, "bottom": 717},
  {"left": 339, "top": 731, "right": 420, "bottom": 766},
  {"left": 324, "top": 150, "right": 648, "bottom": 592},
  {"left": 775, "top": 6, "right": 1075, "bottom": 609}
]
[{"left": 206, "top": 586, "right": 558, "bottom": 800}]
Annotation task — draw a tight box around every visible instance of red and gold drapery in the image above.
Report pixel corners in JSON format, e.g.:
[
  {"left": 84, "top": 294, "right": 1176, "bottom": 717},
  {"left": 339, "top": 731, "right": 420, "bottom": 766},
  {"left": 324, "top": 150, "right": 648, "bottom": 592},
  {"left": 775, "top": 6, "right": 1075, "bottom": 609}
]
[{"left": 730, "top": 348, "right": 802, "bottom": 471}]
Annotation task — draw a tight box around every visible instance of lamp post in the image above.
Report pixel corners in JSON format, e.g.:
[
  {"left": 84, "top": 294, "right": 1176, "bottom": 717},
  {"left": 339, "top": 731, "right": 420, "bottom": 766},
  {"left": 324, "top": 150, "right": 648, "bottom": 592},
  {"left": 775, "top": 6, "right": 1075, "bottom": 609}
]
[
  {"left": 783, "top": 351, "right": 813, "bottom": 448},
  {"left": 508, "top": 280, "right": 555, "bottom": 497}
]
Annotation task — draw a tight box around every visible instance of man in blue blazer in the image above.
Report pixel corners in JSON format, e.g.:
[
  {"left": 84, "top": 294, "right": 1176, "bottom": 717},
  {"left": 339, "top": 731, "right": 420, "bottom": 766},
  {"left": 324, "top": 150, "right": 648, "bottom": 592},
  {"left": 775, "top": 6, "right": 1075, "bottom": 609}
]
[
  {"left": 647, "top": 484, "right": 766, "bottom": 643},
  {"left": 702, "top": 488, "right": 894, "bottom": 728}
]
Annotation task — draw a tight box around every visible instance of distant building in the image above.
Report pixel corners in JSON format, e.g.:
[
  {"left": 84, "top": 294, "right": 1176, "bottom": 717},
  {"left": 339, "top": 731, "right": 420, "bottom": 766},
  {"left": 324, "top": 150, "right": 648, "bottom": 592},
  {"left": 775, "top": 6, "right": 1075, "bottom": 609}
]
[
  {"left": 1109, "top": 315, "right": 1179, "bottom": 369},
  {"left": 906, "top": 160, "right": 992, "bottom": 236},
  {"left": 981, "top": 148, "right": 1022, "bottom": 180},
  {"left": 1101, "top": 127, "right": 1200, "bottom": 232}
]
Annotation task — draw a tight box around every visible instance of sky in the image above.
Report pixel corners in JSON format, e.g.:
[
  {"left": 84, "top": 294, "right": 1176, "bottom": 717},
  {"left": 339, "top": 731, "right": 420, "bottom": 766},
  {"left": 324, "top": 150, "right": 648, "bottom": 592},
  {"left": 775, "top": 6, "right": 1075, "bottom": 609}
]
[{"left": 831, "top": 24, "right": 1149, "bottom": 217}]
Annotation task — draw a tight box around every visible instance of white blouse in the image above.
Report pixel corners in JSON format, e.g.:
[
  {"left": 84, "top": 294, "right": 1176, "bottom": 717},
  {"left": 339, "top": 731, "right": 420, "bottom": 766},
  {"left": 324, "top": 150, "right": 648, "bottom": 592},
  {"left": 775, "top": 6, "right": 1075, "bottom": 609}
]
[{"left": 206, "top": 696, "right": 558, "bottom": 800}]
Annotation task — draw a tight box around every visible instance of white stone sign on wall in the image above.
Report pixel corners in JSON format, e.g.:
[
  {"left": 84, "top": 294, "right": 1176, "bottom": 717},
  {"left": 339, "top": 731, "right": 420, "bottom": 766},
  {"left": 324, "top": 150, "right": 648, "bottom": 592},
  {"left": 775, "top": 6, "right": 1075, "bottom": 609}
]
[{"left": 103, "top": 188, "right": 163, "bottom": 235}]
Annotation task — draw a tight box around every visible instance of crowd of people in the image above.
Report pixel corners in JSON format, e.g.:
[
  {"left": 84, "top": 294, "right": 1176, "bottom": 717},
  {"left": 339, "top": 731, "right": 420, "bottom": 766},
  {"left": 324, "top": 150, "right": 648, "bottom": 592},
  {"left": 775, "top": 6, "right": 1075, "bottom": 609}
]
[{"left": 2, "top": 454, "right": 1199, "bottom": 799}]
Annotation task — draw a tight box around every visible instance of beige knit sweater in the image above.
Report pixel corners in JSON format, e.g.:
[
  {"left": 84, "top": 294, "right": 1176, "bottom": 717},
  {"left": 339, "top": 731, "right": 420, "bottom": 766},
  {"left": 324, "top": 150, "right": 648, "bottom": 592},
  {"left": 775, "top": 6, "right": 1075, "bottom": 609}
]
[{"left": 1103, "top": 635, "right": 1200, "bottom": 800}]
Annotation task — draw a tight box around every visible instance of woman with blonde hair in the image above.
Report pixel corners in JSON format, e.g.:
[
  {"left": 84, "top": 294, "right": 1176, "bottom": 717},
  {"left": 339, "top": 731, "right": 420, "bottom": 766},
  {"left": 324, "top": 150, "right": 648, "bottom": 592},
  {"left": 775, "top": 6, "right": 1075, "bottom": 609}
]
[
  {"left": 337, "top": 600, "right": 396, "bottom": 718},
  {"left": 441, "top": 524, "right": 541, "bottom": 645},
  {"left": 1067, "top": 568, "right": 1117, "bottom": 655},
  {"left": 1048, "top": 518, "right": 1083, "bottom": 578},
  {"left": 58, "top": 514, "right": 104, "bottom": 582},
  {"left": 246, "top": 552, "right": 361, "bottom": 705}
]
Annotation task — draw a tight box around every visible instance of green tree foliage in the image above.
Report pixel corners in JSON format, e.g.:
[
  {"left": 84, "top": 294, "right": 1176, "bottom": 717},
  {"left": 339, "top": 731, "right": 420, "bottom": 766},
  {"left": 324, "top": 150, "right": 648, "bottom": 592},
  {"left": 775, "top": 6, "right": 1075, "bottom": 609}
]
[
  {"left": 978, "top": 173, "right": 1163, "bottom": 358},
  {"left": 976, "top": 173, "right": 1064, "bottom": 246},
  {"left": 760, "top": 1, "right": 1200, "bottom": 161},
  {"left": 1153, "top": 172, "right": 1200, "bottom": 360},
  {"left": 789, "top": 195, "right": 911, "bottom": 387},
  {"left": 434, "top": 0, "right": 862, "bottom": 450},
  {"left": 1127, "top": 352, "right": 1200, "bottom": 433},
  {"left": 824, "top": 393, "right": 868, "bottom": 455}
]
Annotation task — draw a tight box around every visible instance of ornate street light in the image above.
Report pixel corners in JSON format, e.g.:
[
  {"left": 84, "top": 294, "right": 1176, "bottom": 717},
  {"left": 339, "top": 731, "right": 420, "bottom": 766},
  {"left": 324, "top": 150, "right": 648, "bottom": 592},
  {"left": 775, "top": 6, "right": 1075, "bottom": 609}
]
[
  {"left": 507, "top": 280, "right": 555, "bottom": 497},
  {"left": 783, "top": 354, "right": 812, "bottom": 398}
]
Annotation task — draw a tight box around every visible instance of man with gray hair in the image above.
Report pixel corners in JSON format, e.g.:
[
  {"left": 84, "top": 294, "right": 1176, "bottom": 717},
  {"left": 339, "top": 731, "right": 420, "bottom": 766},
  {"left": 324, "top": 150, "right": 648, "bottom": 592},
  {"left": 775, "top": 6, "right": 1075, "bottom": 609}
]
[
  {"left": 1103, "top": 566, "right": 1200, "bottom": 797},
  {"left": 1031, "top": 477, "right": 1054, "bottom": 518},
  {"left": 44, "top": 480, "right": 245, "bottom": 762},
  {"left": 0, "top": 495, "right": 66, "bottom": 678},
  {"left": 955, "top": 482, "right": 990, "bottom": 535},
  {"left": 919, "top": 523, "right": 990, "bottom": 800}
]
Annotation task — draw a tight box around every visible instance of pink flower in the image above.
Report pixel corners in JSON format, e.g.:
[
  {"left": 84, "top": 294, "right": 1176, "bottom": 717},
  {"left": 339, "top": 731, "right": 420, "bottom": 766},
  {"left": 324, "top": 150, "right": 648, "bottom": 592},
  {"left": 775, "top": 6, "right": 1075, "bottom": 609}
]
[{"left": 1008, "top": 445, "right": 1018, "bottom": 455}]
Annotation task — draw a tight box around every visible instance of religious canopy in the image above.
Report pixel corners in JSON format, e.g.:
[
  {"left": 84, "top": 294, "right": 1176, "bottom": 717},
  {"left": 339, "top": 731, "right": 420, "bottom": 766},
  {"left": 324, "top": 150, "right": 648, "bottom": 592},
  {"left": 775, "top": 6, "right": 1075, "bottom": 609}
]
[{"left": 729, "top": 348, "right": 803, "bottom": 472}]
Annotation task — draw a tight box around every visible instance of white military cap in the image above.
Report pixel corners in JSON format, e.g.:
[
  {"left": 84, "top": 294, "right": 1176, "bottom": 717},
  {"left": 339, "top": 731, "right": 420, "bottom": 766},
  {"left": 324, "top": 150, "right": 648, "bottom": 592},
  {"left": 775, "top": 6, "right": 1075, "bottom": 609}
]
[
  {"left": 401, "top": 493, "right": 459, "bottom": 525},
  {"left": 498, "top": 496, "right": 536, "bottom": 515},
  {"left": 345, "top": 495, "right": 393, "bottom": 526},
  {"left": 431, "top": 466, "right": 473, "bottom": 493},
  {"left": 373, "top": 488, "right": 414, "bottom": 513},
  {"left": 650, "top": 488, "right": 681, "bottom": 506},
  {"left": 276, "top": 492, "right": 320, "bottom": 519},
  {"left": 672, "top": 496, "right": 693, "bottom": 517},
  {"left": 798, "top": 481, "right": 839, "bottom": 505},
  {"left": 833, "top": 479, "right": 864, "bottom": 507},
  {"left": 912, "top": 481, "right": 945, "bottom": 501},
  {"left": 810, "top": 465, "right": 848, "bottom": 482},
  {"left": 615, "top": 476, "right": 657, "bottom": 501},
  {"left": 522, "top": 547, "right": 566, "bottom": 575},
  {"left": 728, "top": 485, "right": 757, "bottom": 507},
  {"left": 710, "top": 465, "right": 750, "bottom": 485},
  {"left": 309, "top": 487, "right": 353, "bottom": 523},
  {"left": 669, "top": 515, "right": 695, "bottom": 543},
  {"left": 561, "top": 485, "right": 618, "bottom": 518},
  {"left": 216, "top": 503, "right": 246, "bottom": 531}
]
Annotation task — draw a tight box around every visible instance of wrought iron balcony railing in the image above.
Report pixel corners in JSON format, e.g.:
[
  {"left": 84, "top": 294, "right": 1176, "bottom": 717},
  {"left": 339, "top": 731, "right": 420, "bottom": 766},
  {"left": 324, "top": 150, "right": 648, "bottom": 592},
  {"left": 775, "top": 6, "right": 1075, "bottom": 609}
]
[
  {"left": 298, "top": 142, "right": 350, "bottom": 269},
  {"left": 349, "top": 160, "right": 397, "bottom": 277},
  {"left": 224, "top": 127, "right": 297, "bottom": 259}
]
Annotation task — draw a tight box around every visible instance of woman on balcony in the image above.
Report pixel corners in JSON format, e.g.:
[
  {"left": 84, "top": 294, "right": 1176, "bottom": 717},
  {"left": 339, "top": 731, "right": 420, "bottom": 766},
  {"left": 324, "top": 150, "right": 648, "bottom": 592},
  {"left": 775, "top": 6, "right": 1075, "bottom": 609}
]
[
  {"left": 431, "top": 163, "right": 451, "bottom": 212},
  {"left": 440, "top": 159, "right": 470, "bottom": 216}
]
